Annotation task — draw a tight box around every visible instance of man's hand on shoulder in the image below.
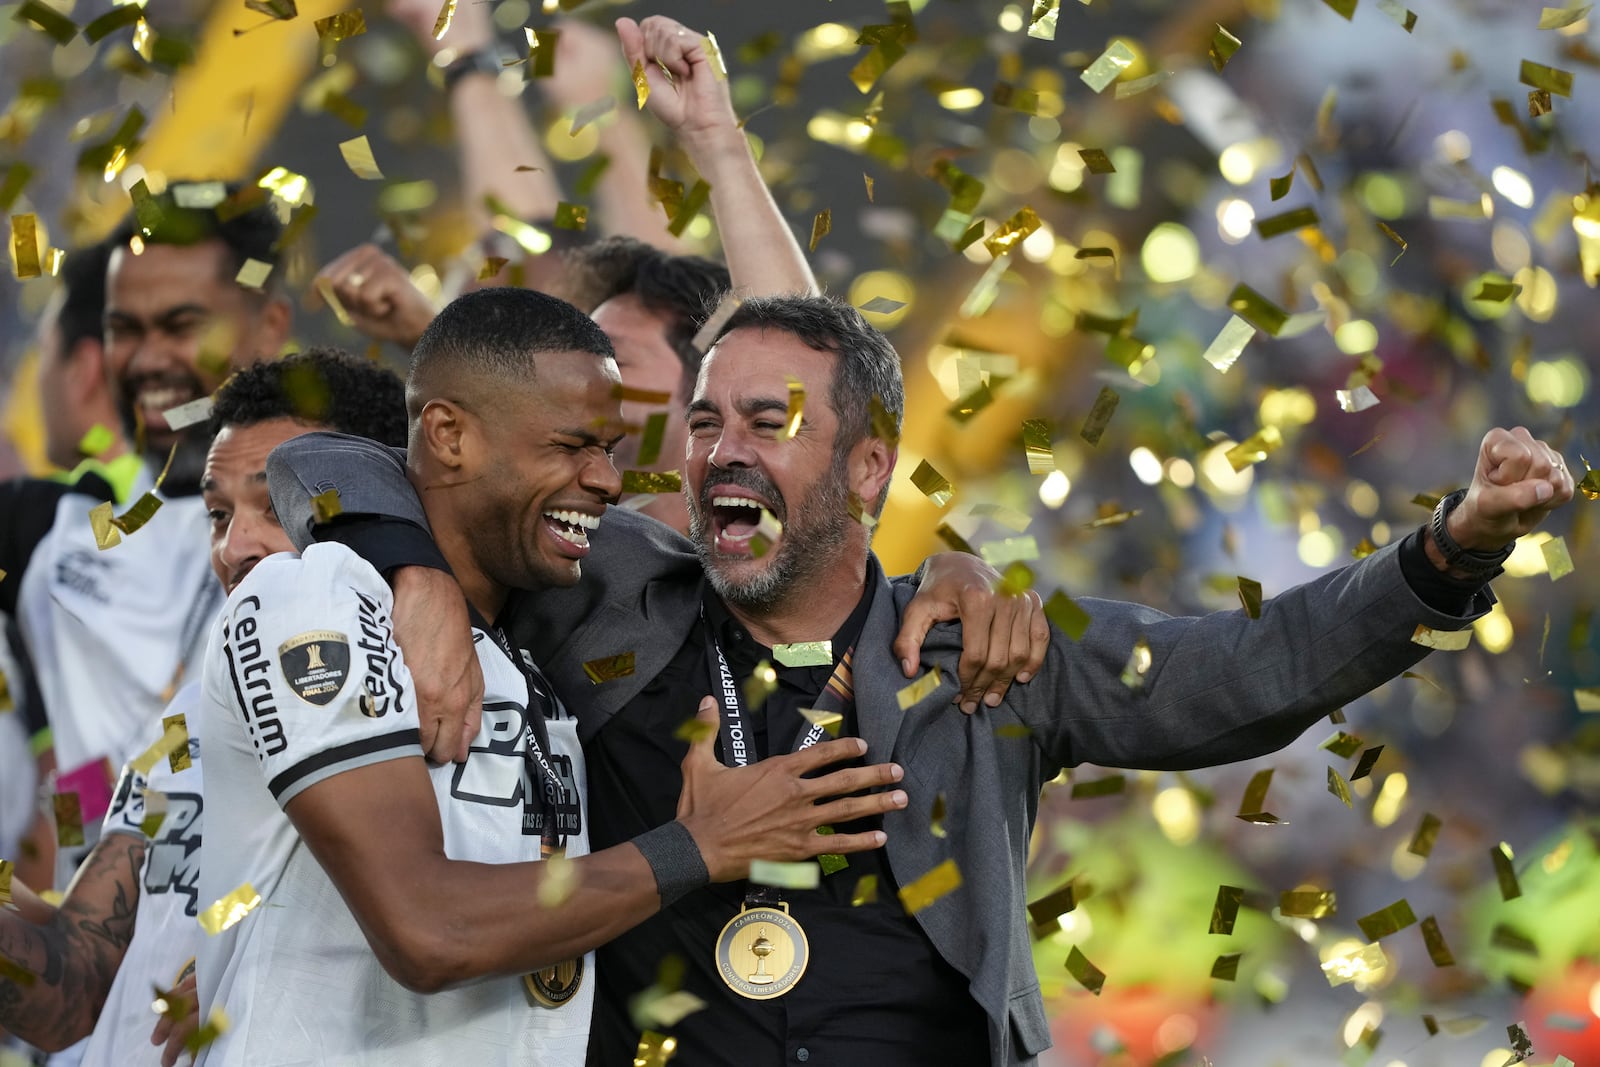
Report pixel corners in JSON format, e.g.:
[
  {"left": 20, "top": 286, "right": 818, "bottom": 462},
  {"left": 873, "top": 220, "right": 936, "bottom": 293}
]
[{"left": 390, "top": 566, "right": 483, "bottom": 764}]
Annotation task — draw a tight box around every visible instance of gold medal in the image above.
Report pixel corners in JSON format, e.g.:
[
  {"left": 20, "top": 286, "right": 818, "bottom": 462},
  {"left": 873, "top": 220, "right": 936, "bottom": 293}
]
[
  {"left": 715, "top": 903, "right": 809, "bottom": 1000},
  {"left": 523, "top": 956, "right": 585, "bottom": 1008}
]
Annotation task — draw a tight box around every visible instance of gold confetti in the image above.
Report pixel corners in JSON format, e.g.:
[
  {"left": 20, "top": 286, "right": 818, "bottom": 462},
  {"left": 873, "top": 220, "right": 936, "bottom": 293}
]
[
  {"left": 1209, "top": 885, "right": 1244, "bottom": 934},
  {"left": 243, "top": 0, "right": 296, "bottom": 18},
  {"left": 198, "top": 884, "right": 261, "bottom": 935},
  {"left": 54, "top": 792, "right": 85, "bottom": 846},
  {"left": 1070, "top": 775, "right": 1125, "bottom": 800},
  {"left": 1119, "top": 637, "right": 1152, "bottom": 689},
  {"left": 1237, "top": 768, "right": 1284, "bottom": 824},
  {"left": 1357, "top": 899, "right": 1418, "bottom": 941},
  {"left": 1337, "top": 386, "right": 1380, "bottom": 412},
  {"left": 1420, "top": 915, "right": 1455, "bottom": 966},
  {"left": 774, "top": 377, "right": 805, "bottom": 441},
  {"left": 1020, "top": 419, "right": 1055, "bottom": 474},
  {"left": 430, "top": 0, "right": 455, "bottom": 38},
  {"left": 15, "top": 0, "right": 78, "bottom": 43},
  {"left": 1408, "top": 812, "right": 1441, "bottom": 857},
  {"left": 526, "top": 28, "right": 559, "bottom": 78},
  {"left": 1411, "top": 623, "right": 1472, "bottom": 651},
  {"left": 633, "top": 1031, "right": 678, "bottom": 1067},
  {"left": 847, "top": 493, "right": 878, "bottom": 531},
  {"left": 1227, "top": 284, "right": 1289, "bottom": 335},
  {"left": 1541, "top": 536, "right": 1574, "bottom": 580},
  {"left": 632, "top": 59, "right": 650, "bottom": 108},
  {"left": 1026, "top": 882, "right": 1079, "bottom": 938},
  {"left": 1225, "top": 426, "right": 1284, "bottom": 472},
  {"left": 1211, "top": 953, "right": 1241, "bottom": 980},
  {"left": 337, "top": 136, "right": 383, "bottom": 180},
  {"left": 583, "top": 653, "right": 636, "bottom": 684},
  {"left": 910, "top": 460, "right": 955, "bottom": 507},
  {"left": 1270, "top": 167, "right": 1295, "bottom": 201},
  {"left": 1520, "top": 59, "right": 1574, "bottom": 96},
  {"left": 1474, "top": 280, "right": 1522, "bottom": 302},
  {"left": 994, "top": 561, "right": 1033, "bottom": 598},
  {"left": 978, "top": 536, "right": 1038, "bottom": 568},
  {"left": 0, "top": 951, "right": 36, "bottom": 986},
  {"left": 0, "top": 858, "right": 12, "bottom": 906},
  {"left": 1203, "top": 316, "right": 1255, "bottom": 372},
  {"left": 553, "top": 202, "right": 588, "bottom": 231},
  {"left": 868, "top": 395, "right": 900, "bottom": 448},
  {"left": 945, "top": 381, "right": 994, "bottom": 425},
  {"left": 672, "top": 715, "right": 715, "bottom": 744},
  {"left": 1576, "top": 687, "right": 1600, "bottom": 712},
  {"left": 1322, "top": 942, "right": 1387, "bottom": 987},
  {"left": 1350, "top": 746, "right": 1384, "bottom": 781},
  {"left": 1078, "top": 148, "right": 1116, "bottom": 174},
  {"left": 749, "top": 859, "right": 821, "bottom": 891},
  {"left": 1530, "top": 88, "right": 1553, "bottom": 116},
  {"left": 797, "top": 707, "right": 843, "bottom": 736},
  {"left": 1376, "top": 0, "right": 1418, "bottom": 30},
  {"left": 666, "top": 180, "right": 710, "bottom": 239},
  {"left": 1280, "top": 889, "right": 1336, "bottom": 918},
  {"left": 1027, "top": 0, "right": 1060, "bottom": 39},
  {"left": 1538, "top": 4, "right": 1591, "bottom": 29},
  {"left": 235, "top": 259, "right": 273, "bottom": 291},
  {"left": 621, "top": 471, "right": 682, "bottom": 494},
  {"left": 897, "top": 668, "right": 942, "bottom": 711},
  {"left": 1080, "top": 40, "right": 1136, "bottom": 93},
  {"left": 1490, "top": 842, "right": 1522, "bottom": 900},
  {"left": 983, "top": 207, "right": 1041, "bottom": 257},
  {"left": 809, "top": 209, "right": 831, "bottom": 253},
  {"left": 773, "top": 641, "right": 830, "bottom": 668},
  {"left": 863, "top": 174, "right": 875, "bottom": 201},
  {"left": 898, "top": 858, "right": 962, "bottom": 913},
  {"left": 10, "top": 213, "right": 41, "bottom": 279},
  {"left": 749, "top": 509, "right": 783, "bottom": 559},
  {"left": 1209, "top": 24, "right": 1242, "bottom": 71},
  {"left": 314, "top": 9, "right": 365, "bottom": 42},
  {"left": 89, "top": 501, "right": 122, "bottom": 550},
  {"left": 1113, "top": 71, "right": 1172, "bottom": 99},
  {"left": 1506, "top": 1022, "right": 1534, "bottom": 1064},
  {"left": 129, "top": 719, "right": 188, "bottom": 776},
  {"left": 858, "top": 296, "right": 905, "bottom": 316},
  {"left": 478, "top": 256, "right": 509, "bottom": 282},
  {"left": 1327, "top": 766, "right": 1354, "bottom": 807},
  {"left": 701, "top": 31, "right": 727, "bottom": 79},
  {"left": 1065, "top": 945, "right": 1105, "bottom": 995},
  {"left": 1044, "top": 591, "right": 1091, "bottom": 641},
  {"left": 1237, "top": 577, "right": 1263, "bottom": 619},
  {"left": 851, "top": 875, "right": 879, "bottom": 906},
  {"left": 1256, "top": 206, "right": 1320, "bottom": 239},
  {"left": 1321, "top": 731, "right": 1363, "bottom": 758},
  {"left": 1079, "top": 387, "right": 1120, "bottom": 446},
  {"left": 1322, "top": 0, "right": 1356, "bottom": 18},
  {"left": 112, "top": 494, "right": 164, "bottom": 537},
  {"left": 848, "top": 42, "right": 906, "bottom": 94},
  {"left": 743, "top": 660, "right": 777, "bottom": 712},
  {"left": 301, "top": 488, "right": 341, "bottom": 525},
  {"left": 928, "top": 793, "right": 948, "bottom": 838}
]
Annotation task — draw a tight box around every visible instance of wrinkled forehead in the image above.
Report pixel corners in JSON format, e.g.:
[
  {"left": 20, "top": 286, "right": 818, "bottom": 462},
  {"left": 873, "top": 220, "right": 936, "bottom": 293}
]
[{"left": 695, "top": 326, "right": 837, "bottom": 403}]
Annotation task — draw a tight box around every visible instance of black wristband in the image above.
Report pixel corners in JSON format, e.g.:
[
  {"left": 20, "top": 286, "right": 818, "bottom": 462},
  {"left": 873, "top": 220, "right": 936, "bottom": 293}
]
[
  {"left": 442, "top": 47, "right": 502, "bottom": 91},
  {"left": 1429, "top": 488, "right": 1513, "bottom": 581},
  {"left": 633, "top": 821, "right": 710, "bottom": 908}
]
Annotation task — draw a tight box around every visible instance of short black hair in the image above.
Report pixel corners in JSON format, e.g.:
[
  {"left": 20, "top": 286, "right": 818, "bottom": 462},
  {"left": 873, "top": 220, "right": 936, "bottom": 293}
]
[
  {"left": 566, "top": 236, "right": 730, "bottom": 379},
  {"left": 409, "top": 287, "right": 614, "bottom": 413},
  {"left": 713, "top": 296, "right": 905, "bottom": 509},
  {"left": 55, "top": 238, "right": 112, "bottom": 355},
  {"left": 108, "top": 180, "right": 284, "bottom": 293},
  {"left": 210, "top": 347, "right": 407, "bottom": 447}
]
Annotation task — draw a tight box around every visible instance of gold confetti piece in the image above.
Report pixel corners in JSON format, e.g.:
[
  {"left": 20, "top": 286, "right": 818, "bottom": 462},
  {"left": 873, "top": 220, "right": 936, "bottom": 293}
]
[
  {"left": 234, "top": 258, "right": 273, "bottom": 291},
  {"left": 848, "top": 42, "right": 906, "bottom": 94},
  {"left": 0, "top": 858, "right": 11, "bottom": 906},
  {"left": 700, "top": 30, "right": 727, "bottom": 79},
  {"left": 1119, "top": 637, "right": 1152, "bottom": 690},
  {"left": 1202, "top": 315, "right": 1255, "bottom": 372},
  {"left": 112, "top": 494, "right": 163, "bottom": 537},
  {"left": 1577, "top": 687, "right": 1600, "bottom": 712},
  {"left": 478, "top": 256, "right": 509, "bottom": 282},
  {"left": 897, "top": 668, "right": 942, "bottom": 711},
  {"left": 1422, "top": 1015, "right": 1440, "bottom": 1036},
  {"left": 1491, "top": 842, "right": 1522, "bottom": 900},
  {"left": 551, "top": 202, "right": 588, "bottom": 232},
  {"left": 129, "top": 720, "right": 188, "bottom": 776},
  {"left": 857, "top": 296, "right": 906, "bottom": 317},
  {"left": 1540, "top": 536, "right": 1574, "bottom": 580},
  {"left": 625, "top": 57, "right": 651, "bottom": 110},
  {"left": 90, "top": 501, "right": 122, "bottom": 550},
  {"left": 1322, "top": 0, "right": 1356, "bottom": 18},
  {"left": 314, "top": 9, "right": 365, "bottom": 42},
  {"left": 1428, "top": 195, "right": 1489, "bottom": 220},
  {"left": 0, "top": 952, "right": 36, "bottom": 986},
  {"left": 1225, "top": 426, "right": 1283, "bottom": 472},
  {"left": 1113, "top": 71, "right": 1172, "bottom": 99},
  {"left": 1237, "top": 768, "right": 1284, "bottom": 824},
  {"left": 994, "top": 561, "right": 1034, "bottom": 599},
  {"left": 978, "top": 536, "right": 1039, "bottom": 569},
  {"left": 926, "top": 793, "right": 949, "bottom": 839},
  {"left": 899, "top": 858, "right": 961, "bottom": 914},
  {"left": 1369, "top": 221, "right": 1409, "bottom": 266},
  {"left": 583, "top": 653, "right": 636, "bottom": 684},
  {"left": 15, "top": 0, "right": 78, "bottom": 43},
  {"left": 665, "top": 180, "right": 710, "bottom": 239},
  {"left": 749, "top": 859, "right": 821, "bottom": 891},
  {"left": 1350, "top": 746, "right": 1383, "bottom": 781},
  {"left": 1520, "top": 59, "right": 1574, "bottom": 96},
  {"left": 1080, "top": 40, "right": 1136, "bottom": 93},
  {"left": 1420, "top": 915, "right": 1455, "bottom": 967},
  {"left": 1065, "top": 945, "right": 1105, "bottom": 995},
  {"left": 847, "top": 493, "right": 878, "bottom": 531},
  {"left": 1327, "top": 766, "right": 1354, "bottom": 808},
  {"left": 808, "top": 208, "right": 831, "bottom": 254},
  {"left": 1490, "top": 922, "right": 1536, "bottom": 954},
  {"left": 621, "top": 471, "right": 682, "bottom": 494},
  {"left": 983, "top": 207, "right": 1042, "bottom": 257},
  {"left": 337, "top": 136, "right": 383, "bottom": 181},
  {"left": 1226, "top": 284, "right": 1289, "bottom": 335},
  {"left": 1281, "top": 889, "right": 1336, "bottom": 918},
  {"left": 743, "top": 660, "right": 777, "bottom": 713},
  {"left": 1237, "top": 577, "right": 1263, "bottom": 619},
  {"left": 614, "top": 385, "right": 674, "bottom": 405},
  {"left": 1044, "top": 591, "right": 1091, "bottom": 641},
  {"left": 910, "top": 460, "right": 955, "bottom": 508},
  {"left": 866, "top": 397, "right": 900, "bottom": 449},
  {"left": 1322, "top": 942, "right": 1386, "bottom": 987},
  {"left": 1209, "top": 24, "right": 1242, "bottom": 72},
  {"left": 1026, "top": 882, "right": 1079, "bottom": 938},
  {"left": 1321, "top": 731, "right": 1363, "bottom": 758},
  {"left": 1376, "top": 0, "right": 1418, "bottom": 30},
  {"left": 748, "top": 509, "right": 783, "bottom": 560},
  {"left": 1474, "top": 280, "right": 1522, "bottom": 302},
  {"left": 427, "top": 0, "right": 455, "bottom": 38},
  {"left": 1255, "top": 206, "right": 1320, "bottom": 239},
  {"left": 797, "top": 707, "right": 843, "bottom": 737},
  {"left": 1209, "top": 885, "right": 1245, "bottom": 934},
  {"left": 1506, "top": 1022, "right": 1533, "bottom": 1064},
  {"left": 1078, "top": 387, "right": 1120, "bottom": 447},
  {"left": 1539, "top": 4, "right": 1591, "bottom": 28},
  {"left": 1211, "top": 953, "right": 1241, "bottom": 981},
  {"left": 140, "top": 791, "right": 169, "bottom": 838},
  {"left": 772, "top": 377, "right": 805, "bottom": 441},
  {"left": 634, "top": 1031, "right": 678, "bottom": 1067},
  {"left": 934, "top": 524, "right": 975, "bottom": 555},
  {"left": 525, "top": 27, "right": 559, "bottom": 78},
  {"left": 1027, "top": 0, "right": 1060, "bottom": 39},
  {"left": 84, "top": 5, "right": 144, "bottom": 42},
  {"left": 244, "top": 0, "right": 296, "bottom": 18},
  {"left": 1337, "top": 386, "right": 1380, "bottom": 412},
  {"left": 10, "top": 214, "right": 41, "bottom": 280},
  {"left": 673, "top": 715, "right": 715, "bottom": 744},
  {"left": 198, "top": 883, "right": 261, "bottom": 935},
  {"left": 1070, "top": 775, "right": 1126, "bottom": 800},
  {"left": 945, "top": 382, "right": 994, "bottom": 425},
  {"left": 54, "top": 792, "right": 85, "bottom": 847},
  {"left": 1406, "top": 813, "right": 1441, "bottom": 857},
  {"left": 1529, "top": 88, "right": 1553, "bottom": 117},
  {"left": 1020, "top": 419, "right": 1055, "bottom": 474},
  {"left": 184, "top": 1008, "right": 229, "bottom": 1055},
  {"left": 851, "top": 875, "right": 879, "bottom": 906},
  {"left": 623, "top": 412, "right": 666, "bottom": 470},
  {"left": 1411, "top": 623, "right": 1472, "bottom": 651},
  {"left": 773, "top": 641, "right": 831, "bottom": 669},
  {"left": 1269, "top": 167, "right": 1294, "bottom": 201},
  {"left": 300, "top": 488, "right": 341, "bottom": 527},
  {"left": 1077, "top": 148, "right": 1116, "bottom": 174}
]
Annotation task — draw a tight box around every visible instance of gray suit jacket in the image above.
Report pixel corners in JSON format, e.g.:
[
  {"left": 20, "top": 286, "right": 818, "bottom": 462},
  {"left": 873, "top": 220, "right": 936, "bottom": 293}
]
[{"left": 269, "top": 432, "right": 1492, "bottom": 1066}]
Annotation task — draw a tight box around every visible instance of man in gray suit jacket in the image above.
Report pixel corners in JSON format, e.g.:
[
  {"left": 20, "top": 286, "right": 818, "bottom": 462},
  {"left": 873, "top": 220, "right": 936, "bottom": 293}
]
[{"left": 270, "top": 295, "right": 1574, "bottom": 1066}]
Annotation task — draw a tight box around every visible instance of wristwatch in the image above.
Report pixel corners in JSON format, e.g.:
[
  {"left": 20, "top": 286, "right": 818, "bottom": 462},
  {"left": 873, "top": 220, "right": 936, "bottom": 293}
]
[
  {"left": 442, "top": 47, "right": 503, "bottom": 92},
  {"left": 1429, "top": 488, "right": 1513, "bottom": 581}
]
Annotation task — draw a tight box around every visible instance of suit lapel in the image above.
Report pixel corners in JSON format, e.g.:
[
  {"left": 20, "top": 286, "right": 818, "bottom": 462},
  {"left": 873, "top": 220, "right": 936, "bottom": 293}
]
[{"left": 852, "top": 556, "right": 906, "bottom": 763}]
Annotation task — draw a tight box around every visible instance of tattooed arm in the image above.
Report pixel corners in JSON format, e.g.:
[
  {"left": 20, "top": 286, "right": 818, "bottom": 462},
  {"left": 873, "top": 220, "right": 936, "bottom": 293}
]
[{"left": 0, "top": 834, "right": 145, "bottom": 1050}]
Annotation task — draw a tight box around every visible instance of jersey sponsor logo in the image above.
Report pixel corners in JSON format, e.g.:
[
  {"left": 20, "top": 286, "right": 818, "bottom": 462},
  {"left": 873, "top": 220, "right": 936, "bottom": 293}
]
[
  {"left": 450, "top": 701, "right": 582, "bottom": 842},
  {"left": 141, "top": 790, "right": 203, "bottom": 916},
  {"left": 353, "top": 591, "right": 407, "bottom": 719},
  {"left": 223, "top": 597, "right": 287, "bottom": 758},
  {"left": 277, "top": 630, "right": 351, "bottom": 706},
  {"left": 53, "top": 547, "right": 112, "bottom": 605}
]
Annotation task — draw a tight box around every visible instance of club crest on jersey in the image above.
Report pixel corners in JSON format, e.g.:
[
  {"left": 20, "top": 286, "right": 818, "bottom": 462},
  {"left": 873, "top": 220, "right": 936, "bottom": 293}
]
[{"left": 277, "top": 630, "right": 351, "bottom": 706}]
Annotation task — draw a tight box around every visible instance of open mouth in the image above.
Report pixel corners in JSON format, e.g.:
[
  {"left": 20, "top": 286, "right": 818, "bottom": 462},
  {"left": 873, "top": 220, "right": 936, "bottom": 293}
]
[
  {"left": 542, "top": 507, "right": 601, "bottom": 556},
  {"left": 710, "top": 493, "right": 776, "bottom": 556},
  {"left": 131, "top": 381, "right": 201, "bottom": 432}
]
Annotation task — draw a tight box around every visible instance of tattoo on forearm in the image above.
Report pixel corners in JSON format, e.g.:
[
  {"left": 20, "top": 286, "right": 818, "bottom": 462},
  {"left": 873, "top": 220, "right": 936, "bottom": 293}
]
[{"left": 0, "top": 837, "right": 145, "bottom": 1049}]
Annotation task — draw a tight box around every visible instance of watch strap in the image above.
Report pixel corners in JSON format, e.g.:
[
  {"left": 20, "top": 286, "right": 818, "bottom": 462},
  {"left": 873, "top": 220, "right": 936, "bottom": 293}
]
[{"left": 1429, "top": 488, "right": 1512, "bottom": 581}]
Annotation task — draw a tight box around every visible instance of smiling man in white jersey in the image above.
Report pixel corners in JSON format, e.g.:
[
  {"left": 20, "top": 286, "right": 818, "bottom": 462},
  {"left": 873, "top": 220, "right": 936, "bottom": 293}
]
[
  {"left": 0, "top": 348, "right": 410, "bottom": 1066},
  {"left": 195, "top": 287, "right": 907, "bottom": 1065}
]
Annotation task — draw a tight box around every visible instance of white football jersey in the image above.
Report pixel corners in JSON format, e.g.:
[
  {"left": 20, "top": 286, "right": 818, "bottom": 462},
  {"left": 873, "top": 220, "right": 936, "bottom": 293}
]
[
  {"left": 79, "top": 683, "right": 205, "bottom": 1067},
  {"left": 16, "top": 471, "right": 219, "bottom": 885},
  {"left": 0, "top": 624, "right": 35, "bottom": 866},
  {"left": 195, "top": 543, "right": 591, "bottom": 1066}
]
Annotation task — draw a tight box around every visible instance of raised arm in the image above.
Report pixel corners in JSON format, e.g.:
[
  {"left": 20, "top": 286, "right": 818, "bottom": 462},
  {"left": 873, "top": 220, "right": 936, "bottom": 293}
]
[{"left": 620, "top": 16, "right": 818, "bottom": 296}]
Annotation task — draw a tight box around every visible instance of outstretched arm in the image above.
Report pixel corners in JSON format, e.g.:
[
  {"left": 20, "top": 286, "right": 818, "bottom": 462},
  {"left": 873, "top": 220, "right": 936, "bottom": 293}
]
[{"left": 620, "top": 16, "right": 817, "bottom": 296}]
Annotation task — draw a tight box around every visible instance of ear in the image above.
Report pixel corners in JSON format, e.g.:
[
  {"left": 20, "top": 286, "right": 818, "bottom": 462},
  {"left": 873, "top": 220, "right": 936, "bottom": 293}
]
[
  {"left": 252, "top": 296, "right": 294, "bottom": 358},
  {"left": 63, "top": 337, "right": 107, "bottom": 402},
  {"left": 417, "top": 398, "right": 473, "bottom": 475},
  {"left": 850, "top": 436, "right": 896, "bottom": 513}
]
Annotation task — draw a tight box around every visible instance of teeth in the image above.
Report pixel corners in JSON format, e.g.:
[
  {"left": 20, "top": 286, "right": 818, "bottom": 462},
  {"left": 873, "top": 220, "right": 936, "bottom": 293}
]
[
  {"left": 543, "top": 509, "right": 601, "bottom": 531},
  {"left": 712, "top": 496, "right": 764, "bottom": 509}
]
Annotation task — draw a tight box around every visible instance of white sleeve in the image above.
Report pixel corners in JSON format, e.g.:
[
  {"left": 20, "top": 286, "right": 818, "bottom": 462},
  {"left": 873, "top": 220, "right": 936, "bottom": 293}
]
[{"left": 215, "top": 544, "right": 422, "bottom": 807}]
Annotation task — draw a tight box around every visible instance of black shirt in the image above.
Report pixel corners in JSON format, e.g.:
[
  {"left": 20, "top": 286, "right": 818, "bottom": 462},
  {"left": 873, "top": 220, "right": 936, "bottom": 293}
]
[{"left": 584, "top": 582, "right": 990, "bottom": 1067}]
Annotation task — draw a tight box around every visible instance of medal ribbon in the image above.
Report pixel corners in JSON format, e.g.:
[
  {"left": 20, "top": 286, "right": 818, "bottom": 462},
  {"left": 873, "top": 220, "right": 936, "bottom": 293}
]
[{"left": 702, "top": 615, "right": 856, "bottom": 767}]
